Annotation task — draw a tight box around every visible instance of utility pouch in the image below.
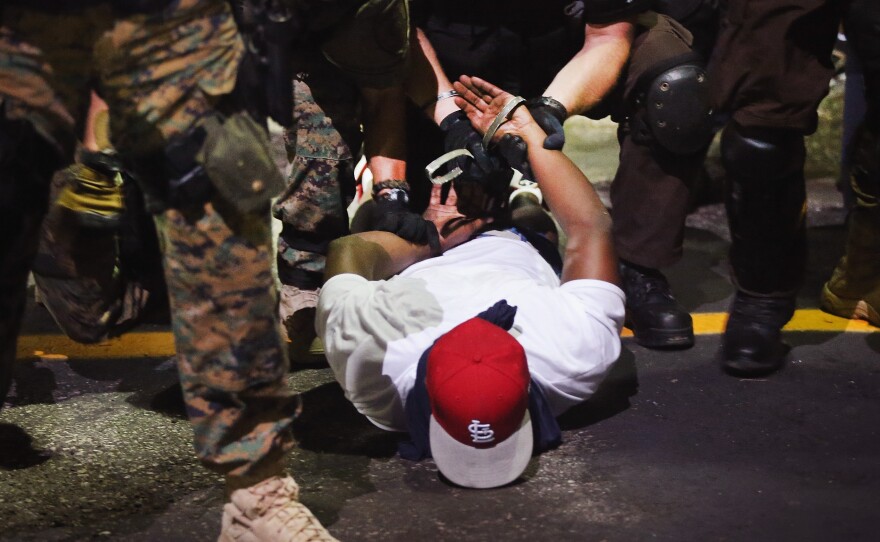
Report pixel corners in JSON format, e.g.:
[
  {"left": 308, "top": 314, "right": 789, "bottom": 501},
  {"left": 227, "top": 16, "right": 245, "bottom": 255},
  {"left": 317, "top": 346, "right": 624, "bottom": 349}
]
[{"left": 196, "top": 112, "right": 285, "bottom": 213}]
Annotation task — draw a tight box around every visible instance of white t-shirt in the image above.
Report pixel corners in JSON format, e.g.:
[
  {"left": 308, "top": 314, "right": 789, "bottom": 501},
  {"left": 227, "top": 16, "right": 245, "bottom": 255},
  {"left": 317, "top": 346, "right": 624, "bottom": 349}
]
[{"left": 316, "top": 232, "right": 625, "bottom": 432}]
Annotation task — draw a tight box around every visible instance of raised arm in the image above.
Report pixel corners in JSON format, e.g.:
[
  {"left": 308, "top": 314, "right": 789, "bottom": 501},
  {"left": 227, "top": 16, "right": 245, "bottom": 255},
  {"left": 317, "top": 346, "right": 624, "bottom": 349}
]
[
  {"left": 404, "top": 28, "right": 460, "bottom": 125},
  {"left": 453, "top": 76, "right": 619, "bottom": 285},
  {"left": 543, "top": 21, "right": 635, "bottom": 117},
  {"left": 359, "top": 85, "right": 407, "bottom": 182}
]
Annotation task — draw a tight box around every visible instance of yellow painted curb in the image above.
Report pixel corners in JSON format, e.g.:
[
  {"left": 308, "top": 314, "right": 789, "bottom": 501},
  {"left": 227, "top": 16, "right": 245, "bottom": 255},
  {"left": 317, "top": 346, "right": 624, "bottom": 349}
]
[
  {"left": 15, "top": 309, "right": 878, "bottom": 361},
  {"left": 16, "top": 332, "right": 176, "bottom": 361}
]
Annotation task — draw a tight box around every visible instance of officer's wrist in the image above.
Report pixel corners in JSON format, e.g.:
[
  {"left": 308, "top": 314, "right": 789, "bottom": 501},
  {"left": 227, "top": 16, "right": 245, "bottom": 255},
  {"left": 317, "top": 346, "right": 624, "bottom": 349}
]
[
  {"left": 372, "top": 179, "right": 411, "bottom": 202},
  {"left": 528, "top": 96, "right": 568, "bottom": 121},
  {"left": 439, "top": 110, "right": 468, "bottom": 132},
  {"left": 420, "top": 90, "right": 460, "bottom": 111}
]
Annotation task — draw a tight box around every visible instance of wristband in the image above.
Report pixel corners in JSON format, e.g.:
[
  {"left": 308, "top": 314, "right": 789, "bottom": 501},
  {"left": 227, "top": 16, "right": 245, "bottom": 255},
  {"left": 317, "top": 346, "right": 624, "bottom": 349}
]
[
  {"left": 527, "top": 96, "right": 569, "bottom": 120},
  {"left": 372, "top": 179, "right": 411, "bottom": 200},
  {"left": 420, "top": 90, "right": 460, "bottom": 111}
]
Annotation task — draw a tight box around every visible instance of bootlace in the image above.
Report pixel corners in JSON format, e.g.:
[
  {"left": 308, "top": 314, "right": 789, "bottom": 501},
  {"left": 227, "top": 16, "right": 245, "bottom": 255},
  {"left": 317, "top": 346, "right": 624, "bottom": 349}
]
[
  {"left": 252, "top": 478, "right": 337, "bottom": 542},
  {"left": 729, "top": 294, "right": 795, "bottom": 329},
  {"left": 622, "top": 265, "right": 674, "bottom": 304}
]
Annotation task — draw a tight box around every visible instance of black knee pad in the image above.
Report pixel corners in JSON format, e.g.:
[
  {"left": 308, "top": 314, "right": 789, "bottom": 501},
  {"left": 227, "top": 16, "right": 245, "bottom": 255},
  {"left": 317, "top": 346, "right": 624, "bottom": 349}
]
[
  {"left": 631, "top": 58, "right": 715, "bottom": 155},
  {"left": 721, "top": 123, "right": 806, "bottom": 182}
]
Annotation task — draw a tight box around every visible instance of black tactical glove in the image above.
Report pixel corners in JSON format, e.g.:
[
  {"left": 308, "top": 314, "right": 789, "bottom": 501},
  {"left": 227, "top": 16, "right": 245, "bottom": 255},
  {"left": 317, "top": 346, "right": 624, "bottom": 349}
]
[
  {"left": 439, "top": 111, "right": 504, "bottom": 182},
  {"left": 371, "top": 186, "right": 441, "bottom": 255},
  {"left": 526, "top": 97, "right": 568, "bottom": 150},
  {"left": 496, "top": 134, "right": 534, "bottom": 180}
]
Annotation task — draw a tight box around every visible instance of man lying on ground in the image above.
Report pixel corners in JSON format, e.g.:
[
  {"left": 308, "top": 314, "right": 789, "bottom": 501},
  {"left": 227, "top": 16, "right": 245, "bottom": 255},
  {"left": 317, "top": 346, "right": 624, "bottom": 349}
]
[{"left": 316, "top": 76, "right": 624, "bottom": 488}]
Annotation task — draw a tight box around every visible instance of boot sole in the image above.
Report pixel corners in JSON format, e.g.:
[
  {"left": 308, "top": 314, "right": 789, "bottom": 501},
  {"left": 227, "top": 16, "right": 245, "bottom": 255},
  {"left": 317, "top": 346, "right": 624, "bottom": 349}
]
[
  {"left": 820, "top": 284, "right": 880, "bottom": 327},
  {"left": 721, "top": 343, "right": 789, "bottom": 378},
  {"left": 632, "top": 326, "right": 695, "bottom": 349}
]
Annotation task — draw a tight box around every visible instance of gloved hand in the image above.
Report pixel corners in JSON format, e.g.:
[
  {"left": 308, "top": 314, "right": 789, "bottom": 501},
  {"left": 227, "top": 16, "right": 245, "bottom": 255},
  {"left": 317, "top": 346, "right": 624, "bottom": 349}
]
[
  {"left": 497, "top": 134, "right": 534, "bottom": 180},
  {"left": 440, "top": 110, "right": 504, "bottom": 183},
  {"left": 526, "top": 97, "right": 568, "bottom": 150},
  {"left": 372, "top": 190, "right": 441, "bottom": 254}
]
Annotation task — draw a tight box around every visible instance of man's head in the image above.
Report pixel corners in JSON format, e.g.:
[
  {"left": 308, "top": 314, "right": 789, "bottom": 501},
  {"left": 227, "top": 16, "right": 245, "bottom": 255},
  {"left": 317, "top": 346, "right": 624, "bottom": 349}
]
[
  {"left": 450, "top": 169, "right": 512, "bottom": 219},
  {"left": 426, "top": 314, "right": 533, "bottom": 488}
]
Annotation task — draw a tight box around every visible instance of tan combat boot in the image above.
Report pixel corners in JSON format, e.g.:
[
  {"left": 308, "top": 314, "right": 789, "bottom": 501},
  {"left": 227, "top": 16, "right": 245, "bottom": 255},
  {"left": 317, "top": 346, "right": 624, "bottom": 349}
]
[
  {"left": 219, "top": 475, "right": 338, "bottom": 542},
  {"left": 279, "top": 285, "right": 325, "bottom": 364},
  {"left": 820, "top": 209, "right": 880, "bottom": 326}
]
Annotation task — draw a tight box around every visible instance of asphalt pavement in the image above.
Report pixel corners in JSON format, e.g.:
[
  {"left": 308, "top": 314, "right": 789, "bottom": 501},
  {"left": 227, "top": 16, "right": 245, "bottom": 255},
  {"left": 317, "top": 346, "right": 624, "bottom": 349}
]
[{"left": 3, "top": 166, "right": 880, "bottom": 540}]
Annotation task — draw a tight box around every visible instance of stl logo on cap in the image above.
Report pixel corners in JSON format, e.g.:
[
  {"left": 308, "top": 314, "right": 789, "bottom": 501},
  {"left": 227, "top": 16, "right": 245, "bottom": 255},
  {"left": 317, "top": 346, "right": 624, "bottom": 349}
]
[
  {"left": 426, "top": 317, "right": 534, "bottom": 489},
  {"left": 468, "top": 420, "right": 495, "bottom": 443}
]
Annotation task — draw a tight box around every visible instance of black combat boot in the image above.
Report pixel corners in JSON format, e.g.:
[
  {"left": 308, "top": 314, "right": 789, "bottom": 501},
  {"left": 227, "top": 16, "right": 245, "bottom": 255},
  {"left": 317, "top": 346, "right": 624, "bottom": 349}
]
[
  {"left": 619, "top": 260, "right": 694, "bottom": 348},
  {"left": 721, "top": 292, "right": 795, "bottom": 377},
  {"left": 718, "top": 122, "right": 807, "bottom": 377}
]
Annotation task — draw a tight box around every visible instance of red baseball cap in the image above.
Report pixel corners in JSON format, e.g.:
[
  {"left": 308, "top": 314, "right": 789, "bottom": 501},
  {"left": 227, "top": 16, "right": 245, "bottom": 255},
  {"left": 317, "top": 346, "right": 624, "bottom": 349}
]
[{"left": 427, "top": 317, "right": 533, "bottom": 488}]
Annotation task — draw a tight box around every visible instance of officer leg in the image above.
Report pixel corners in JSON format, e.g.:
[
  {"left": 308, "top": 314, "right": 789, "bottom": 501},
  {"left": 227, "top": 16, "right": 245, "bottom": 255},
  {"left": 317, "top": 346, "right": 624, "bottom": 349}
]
[
  {"left": 611, "top": 13, "right": 715, "bottom": 349},
  {"left": 0, "top": 112, "right": 63, "bottom": 405},
  {"left": 720, "top": 123, "right": 807, "bottom": 375},
  {"left": 709, "top": 0, "right": 844, "bottom": 376},
  {"left": 272, "top": 53, "right": 363, "bottom": 363},
  {"left": 0, "top": 1, "right": 92, "bottom": 405},
  {"left": 820, "top": 0, "right": 880, "bottom": 325},
  {"left": 97, "top": 0, "right": 306, "bottom": 492}
]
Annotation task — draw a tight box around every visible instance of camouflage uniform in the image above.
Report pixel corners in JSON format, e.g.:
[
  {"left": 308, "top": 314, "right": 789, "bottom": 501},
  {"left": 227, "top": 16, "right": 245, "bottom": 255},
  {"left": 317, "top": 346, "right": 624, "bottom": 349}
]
[
  {"left": 273, "top": 51, "right": 364, "bottom": 292},
  {"left": 0, "top": 0, "right": 298, "bottom": 480},
  {"left": 272, "top": 0, "right": 411, "bottom": 295}
]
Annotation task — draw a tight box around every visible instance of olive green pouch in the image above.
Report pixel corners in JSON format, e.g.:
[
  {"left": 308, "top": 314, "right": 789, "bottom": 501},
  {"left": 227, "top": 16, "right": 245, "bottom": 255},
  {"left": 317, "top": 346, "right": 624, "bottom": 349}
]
[{"left": 197, "top": 112, "right": 285, "bottom": 213}]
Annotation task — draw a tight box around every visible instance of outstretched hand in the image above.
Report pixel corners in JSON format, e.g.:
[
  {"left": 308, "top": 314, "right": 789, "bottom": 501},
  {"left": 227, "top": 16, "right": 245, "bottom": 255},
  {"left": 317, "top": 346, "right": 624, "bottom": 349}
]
[
  {"left": 423, "top": 183, "right": 490, "bottom": 253},
  {"left": 452, "top": 76, "right": 540, "bottom": 146}
]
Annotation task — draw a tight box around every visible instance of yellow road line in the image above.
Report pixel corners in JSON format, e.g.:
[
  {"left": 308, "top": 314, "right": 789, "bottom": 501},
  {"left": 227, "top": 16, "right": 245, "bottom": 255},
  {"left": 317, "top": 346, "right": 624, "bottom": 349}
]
[
  {"left": 15, "top": 309, "right": 878, "bottom": 361},
  {"left": 621, "top": 309, "right": 878, "bottom": 338},
  {"left": 17, "top": 332, "right": 176, "bottom": 360}
]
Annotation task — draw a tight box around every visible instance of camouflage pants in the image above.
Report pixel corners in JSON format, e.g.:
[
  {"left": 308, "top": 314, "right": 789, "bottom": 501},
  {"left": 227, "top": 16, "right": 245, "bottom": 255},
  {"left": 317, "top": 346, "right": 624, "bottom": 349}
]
[
  {"left": 273, "top": 47, "right": 364, "bottom": 291},
  {"left": 0, "top": 0, "right": 298, "bottom": 480}
]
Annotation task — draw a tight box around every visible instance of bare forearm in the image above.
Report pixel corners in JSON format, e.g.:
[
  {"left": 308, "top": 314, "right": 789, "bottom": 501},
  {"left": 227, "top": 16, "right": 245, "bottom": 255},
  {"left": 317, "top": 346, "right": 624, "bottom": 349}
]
[
  {"left": 404, "top": 28, "right": 459, "bottom": 124},
  {"left": 519, "top": 127, "right": 609, "bottom": 237},
  {"left": 360, "top": 85, "right": 407, "bottom": 180},
  {"left": 543, "top": 21, "right": 634, "bottom": 116},
  {"left": 519, "top": 125, "right": 617, "bottom": 283}
]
